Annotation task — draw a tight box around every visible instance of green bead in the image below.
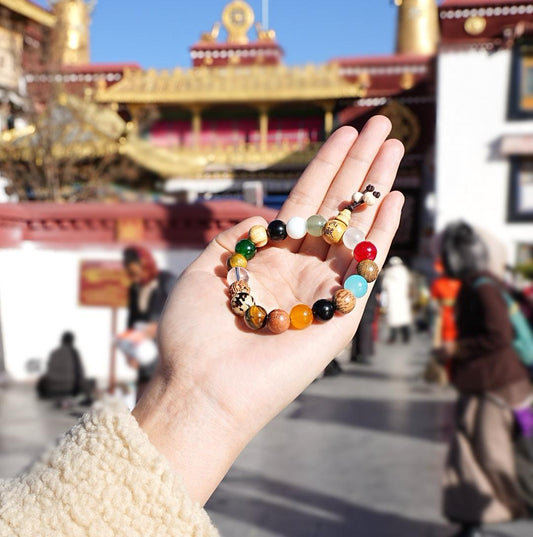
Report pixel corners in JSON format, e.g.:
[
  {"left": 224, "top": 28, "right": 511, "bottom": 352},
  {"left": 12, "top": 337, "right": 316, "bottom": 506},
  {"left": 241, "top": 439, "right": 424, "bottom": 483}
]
[
  {"left": 235, "top": 239, "right": 257, "bottom": 260},
  {"left": 306, "top": 215, "right": 327, "bottom": 237}
]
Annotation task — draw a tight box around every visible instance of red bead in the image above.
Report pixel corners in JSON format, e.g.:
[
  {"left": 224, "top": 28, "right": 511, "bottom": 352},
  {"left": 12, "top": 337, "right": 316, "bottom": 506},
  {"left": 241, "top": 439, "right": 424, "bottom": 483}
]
[{"left": 353, "top": 241, "right": 377, "bottom": 262}]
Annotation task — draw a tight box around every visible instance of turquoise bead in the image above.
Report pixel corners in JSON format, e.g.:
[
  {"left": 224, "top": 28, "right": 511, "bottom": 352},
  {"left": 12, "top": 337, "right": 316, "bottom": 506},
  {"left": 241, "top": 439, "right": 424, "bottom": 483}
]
[
  {"left": 344, "top": 274, "right": 368, "bottom": 298},
  {"left": 235, "top": 239, "right": 257, "bottom": 260}
]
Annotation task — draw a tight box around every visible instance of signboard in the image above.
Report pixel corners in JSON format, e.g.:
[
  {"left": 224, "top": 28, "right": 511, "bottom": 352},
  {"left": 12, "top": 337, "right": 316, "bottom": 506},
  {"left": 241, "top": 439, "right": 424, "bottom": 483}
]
[{"left": 79, "top": 260, "right": 129, "bottom": 308}]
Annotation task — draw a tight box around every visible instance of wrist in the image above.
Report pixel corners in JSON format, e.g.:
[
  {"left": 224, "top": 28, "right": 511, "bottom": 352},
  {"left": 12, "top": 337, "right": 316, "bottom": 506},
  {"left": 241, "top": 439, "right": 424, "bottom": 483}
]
[{"left": 132, "top": 373, "right": 247, "bottom": 505}]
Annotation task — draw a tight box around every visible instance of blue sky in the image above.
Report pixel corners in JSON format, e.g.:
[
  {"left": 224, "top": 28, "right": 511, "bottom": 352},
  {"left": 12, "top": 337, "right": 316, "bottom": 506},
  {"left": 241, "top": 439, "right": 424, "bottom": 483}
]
[{"left": 36, "top": 1, "right": 399, "bottom": 69}]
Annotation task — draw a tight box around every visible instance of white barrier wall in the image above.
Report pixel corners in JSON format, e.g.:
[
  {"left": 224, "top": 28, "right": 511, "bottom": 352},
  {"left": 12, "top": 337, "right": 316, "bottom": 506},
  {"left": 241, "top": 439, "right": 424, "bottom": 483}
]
[
  {"left": 436, "top": 46, "right": 533, "bottom": 265},
  {"left": 0, "top": 244, "right": 202, "bottom": 383}
]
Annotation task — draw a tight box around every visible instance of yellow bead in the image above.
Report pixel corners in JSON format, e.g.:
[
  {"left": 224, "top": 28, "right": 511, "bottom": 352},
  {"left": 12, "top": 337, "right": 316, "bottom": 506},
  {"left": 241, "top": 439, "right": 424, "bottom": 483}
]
[
  {"left": 290, "top": 304, "right": 313, "bottom": 330},
  {"left": 249, "top": 225, "right": 268, "bottom": 247},
  {"left": 244, "top": 305, "right": 268, "bottom": 330},
  {"left": 322, "top": 209, "right": 352, "bottom": 245},
  {"left": 226, "top": 253, "right": 247, "bottom": 270}
]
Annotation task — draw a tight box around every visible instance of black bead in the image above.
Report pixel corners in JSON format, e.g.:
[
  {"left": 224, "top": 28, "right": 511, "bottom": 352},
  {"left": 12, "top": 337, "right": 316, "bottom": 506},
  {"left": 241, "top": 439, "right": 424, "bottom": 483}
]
[
  {"left": 312, "top": 299, "right": 335, "bottom": 321},
  {"left": 267, "top": 219, "right": 287, "bottom": 241}
]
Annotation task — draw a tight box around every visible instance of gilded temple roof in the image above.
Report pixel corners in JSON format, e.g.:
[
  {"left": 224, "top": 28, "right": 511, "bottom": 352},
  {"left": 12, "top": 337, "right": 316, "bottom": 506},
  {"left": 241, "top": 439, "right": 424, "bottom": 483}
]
[{"left": 95, "top": 63, "right": 365, "bottom": 105}]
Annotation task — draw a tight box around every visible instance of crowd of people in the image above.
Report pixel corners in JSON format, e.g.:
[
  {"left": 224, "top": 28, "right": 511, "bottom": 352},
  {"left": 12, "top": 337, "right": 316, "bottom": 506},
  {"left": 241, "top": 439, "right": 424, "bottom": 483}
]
[{"left": 7, "top": 116, "right": 533, "bottom": 536}]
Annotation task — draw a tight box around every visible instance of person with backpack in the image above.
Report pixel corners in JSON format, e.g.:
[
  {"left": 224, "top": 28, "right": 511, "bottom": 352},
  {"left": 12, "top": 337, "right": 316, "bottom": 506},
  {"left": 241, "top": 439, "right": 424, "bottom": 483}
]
[{"left": 440, "top": 221, "right": 532, "bottom": 537}]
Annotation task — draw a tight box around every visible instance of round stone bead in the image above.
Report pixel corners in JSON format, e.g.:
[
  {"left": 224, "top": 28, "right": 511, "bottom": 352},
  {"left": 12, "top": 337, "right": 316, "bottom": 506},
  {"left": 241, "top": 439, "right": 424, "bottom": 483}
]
[
  {"left": 229, "top": 280, "right": 250, "bottom": 296},
  {"left": 226, "top": 253, "right": 247, "bottom": 270},
  {"left": 312, "top": 299, "right": 335, "bottom": 322},
  {"left": 333, "top": 289, "right": 356, "bottom": 314},
  {"left": 353, "top": 240, "right": 377, "bottom": 262},
  {"left": 267, "top": 220, "right": 287, "bottom": 241},
  {"left": 230, "top": 292, "right": 255, "bottom": 316},
  {"left": 249, "top": 225, "right": 268, "bottom": 247},
  {"left": 357, "top": 259, "right": 379, "bottom": 282},
  {"left": 227, "top": 266, "right": 249, "bottom": 285},
  {"left": 306, "top": 214, "right": 327, "bottom": 237},
  {"left": 342, "top": 227, "right": 366, "bottom": 250},
  {"left": 286, "top": 216, "right": 307, "bottom": 239},
  {"left": 290, "top": 304, "right": 314, "bottom": 330},
  {"left": 267, "top": 309, "right": 291, "bottom": 334},
  {"left": 235, "top": 239, "right": 257, "bottom": 260},
  {"left": 344, "top": 274, "right": 368, "bottom": 298},
  {"left": 244, "top": 305, "right": 268, "bottom": 330}
]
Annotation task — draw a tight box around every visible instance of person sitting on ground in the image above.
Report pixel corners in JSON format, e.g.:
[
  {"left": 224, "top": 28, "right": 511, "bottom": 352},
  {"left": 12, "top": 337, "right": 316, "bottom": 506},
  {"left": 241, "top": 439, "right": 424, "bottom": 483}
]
[
  {"left": 1, "top": 117, "right": 405, "bottom": 536},
  {"left": 36, "top": 331, "right": 93, "bottom": 402}
]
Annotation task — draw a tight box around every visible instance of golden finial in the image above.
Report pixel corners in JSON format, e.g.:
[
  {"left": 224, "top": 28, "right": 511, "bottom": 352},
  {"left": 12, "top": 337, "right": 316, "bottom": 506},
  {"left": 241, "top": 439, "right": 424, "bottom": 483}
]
[
  {"left": 395, "top": 0, "right": 439, "bottom": 55},
  {"left": 200, "top": 22, "right": 221, "bottom": 43},
  {"left": 222, "top": 1, "right": 255, "bottom": 44}
]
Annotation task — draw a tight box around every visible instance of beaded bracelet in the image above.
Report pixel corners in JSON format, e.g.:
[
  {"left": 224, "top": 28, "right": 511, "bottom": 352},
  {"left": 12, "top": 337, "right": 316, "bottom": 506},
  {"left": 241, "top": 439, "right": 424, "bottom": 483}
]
[{"left": 225, "top": 185, "right": 381, "bottom": 334}]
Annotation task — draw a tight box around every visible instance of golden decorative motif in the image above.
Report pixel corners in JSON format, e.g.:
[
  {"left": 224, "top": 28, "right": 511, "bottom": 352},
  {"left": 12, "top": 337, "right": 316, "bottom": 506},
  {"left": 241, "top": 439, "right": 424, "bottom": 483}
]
[
  {"left": 222, "top": 0, "right": 254, "bottom": 44},
  {"left": 255, "top": 22, "right": 276, "bottom": 42},
  {"left": 395, "top": 0, "right": 439, "bottom": 55},
  {"left": 0, "top": 0, "right": 56, "bottom": 27},
  {"left": 379, "top": 100, "right": 420, "bottom": 153},
  {"left": 200, "top": 21, "right": 220, "bottom": 43},
  {"left": 464, "top": 16, "right": 487, "bottom": 36},
  {"left": 96, "top": 64, "right": 364, "bottom": 105},
  {"left": 399, "top": 71, "right": 415, "bottom": 90}
]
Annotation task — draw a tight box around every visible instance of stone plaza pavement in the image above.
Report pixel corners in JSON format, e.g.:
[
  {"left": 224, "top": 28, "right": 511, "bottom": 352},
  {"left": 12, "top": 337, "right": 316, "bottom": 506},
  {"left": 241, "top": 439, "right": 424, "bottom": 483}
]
[{"left": 1, "top": 333, "right": 532, "bottom": 537}]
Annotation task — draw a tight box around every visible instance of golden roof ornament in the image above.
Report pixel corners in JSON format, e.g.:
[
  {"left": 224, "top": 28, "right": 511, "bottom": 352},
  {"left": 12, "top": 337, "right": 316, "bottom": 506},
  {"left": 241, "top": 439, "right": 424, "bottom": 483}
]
[
  {"left": 222, "top": 0, "right": 254, "bottom": 44},
  {"left": 395, "top": 0, "right": 439, "bottom": 55}
]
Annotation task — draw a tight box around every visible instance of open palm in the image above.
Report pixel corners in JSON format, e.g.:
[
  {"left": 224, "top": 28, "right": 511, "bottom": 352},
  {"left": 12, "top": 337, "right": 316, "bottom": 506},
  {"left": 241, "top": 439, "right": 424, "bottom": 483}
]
[{"left": 135, "top": 116, "right": 405, "bottom": 504}]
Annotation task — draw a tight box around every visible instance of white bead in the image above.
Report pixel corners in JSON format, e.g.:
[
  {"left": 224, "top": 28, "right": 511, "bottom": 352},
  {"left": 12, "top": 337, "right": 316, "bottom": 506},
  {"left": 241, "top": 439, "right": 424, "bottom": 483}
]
[
  {"left": 227, "top": 266, "right": 249, "bottom": 284},
  {"left": 363, "top": 191, "right": 377, "bottom": 206},
  {"left": 342, "top": 227, "right": 366, "bottom": 250},
  {"left": 352, "top": 191, "right": 364, "bottom": 203},
  {"left": 286, "top": 216, "right": 307, "bottom": 239}
]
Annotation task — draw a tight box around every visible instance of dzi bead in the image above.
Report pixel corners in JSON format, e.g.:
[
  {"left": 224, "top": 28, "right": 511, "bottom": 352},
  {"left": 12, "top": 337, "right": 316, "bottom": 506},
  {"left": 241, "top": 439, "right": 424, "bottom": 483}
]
[
  {"left": 229, "top": 280, "right": 251, "bottom": 296},
  {"left": 322, "top": 209, "right": 352, "bottom": 245},
  {"left": 267, "top": 220, "right": 288, "bottom": 241},
  {"left": 235, "top": 239, "right": 257, "bottom": 260},
  {"left": 249, "top": 225, "right": 268, "bottom": 247},
  {"left": 226, "top": 253, "right": 247, "bottom": 270},
  {"left": 267, "top": 309, "right": 291, "bottom": 334},
  {"left": 244, "top": 305, "right": 268, "bottom": 330},
  {"left": 353, "top": 240, "right": 377, "bottom": 262},
  {"left": 290, "top": 304, "right": 314, "bottom": 330},
  {"left": 230, "top": 292, "right": 255, "bottom": 316},
  {"left": 357, "top": 259, "right": 379, "bottom": 282},
  {"left": 312, "top": 299, "right": 335, "bottom": 321},
  {"left": 333, "top": 289, "right": 356, "bottom": 314}
]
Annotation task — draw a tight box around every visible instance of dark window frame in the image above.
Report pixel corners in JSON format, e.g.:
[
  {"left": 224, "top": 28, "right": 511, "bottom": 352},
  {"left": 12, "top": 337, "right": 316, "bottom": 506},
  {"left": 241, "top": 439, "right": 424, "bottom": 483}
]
[
  {"left": 508, "top": 156, "right": 533, "bottom": 222},
  {"left": 508, "top": 38, "right": 533, "bottom": 120}
]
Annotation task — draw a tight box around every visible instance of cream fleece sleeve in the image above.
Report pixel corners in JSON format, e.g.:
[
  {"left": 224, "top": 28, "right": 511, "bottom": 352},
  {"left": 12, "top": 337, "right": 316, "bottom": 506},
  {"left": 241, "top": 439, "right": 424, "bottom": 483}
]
[{"left": 0, "top": 399, "right": 219, "bottom": 537}]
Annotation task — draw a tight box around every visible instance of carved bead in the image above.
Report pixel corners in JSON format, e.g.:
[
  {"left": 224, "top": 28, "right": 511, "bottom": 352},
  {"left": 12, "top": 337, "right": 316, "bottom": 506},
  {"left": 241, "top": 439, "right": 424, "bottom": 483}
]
[
  {"left": 333, "top": 289, "right": 356, "bottom": 314},
  {"left": 229, "top": 280, "right": 250, "bottom": 296},
  {"left": 322, "top": 209, "right": 351, "bottom": 245},
  {"left": 249, "top": 225, "right": 268, "bottom": 247},
  {"left": 357, "top": 259, "right": 379, "bottom": 282},
  {"left": 230, "top": 292, "right": 255, "bottom": 316}
]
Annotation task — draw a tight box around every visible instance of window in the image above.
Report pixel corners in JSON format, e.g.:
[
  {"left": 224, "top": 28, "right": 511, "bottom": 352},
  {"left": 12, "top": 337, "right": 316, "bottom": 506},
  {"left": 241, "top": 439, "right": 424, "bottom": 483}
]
[
  {"left": 508, "top": 157, "right": 533, "bottom": 221},
  {"left": 509, "top": 39, "right": 533, "bottom": 118}
]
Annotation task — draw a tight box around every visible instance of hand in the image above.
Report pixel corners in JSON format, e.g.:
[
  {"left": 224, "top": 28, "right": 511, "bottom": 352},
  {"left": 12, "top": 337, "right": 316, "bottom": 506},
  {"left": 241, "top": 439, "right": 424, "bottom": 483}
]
[{"left": 132, "top": 116, "right": 405, "bottom": 504}]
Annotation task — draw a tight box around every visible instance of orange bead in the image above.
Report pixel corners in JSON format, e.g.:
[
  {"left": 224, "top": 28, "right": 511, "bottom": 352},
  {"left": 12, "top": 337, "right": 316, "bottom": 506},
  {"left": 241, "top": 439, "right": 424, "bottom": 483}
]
[{"left": 290, "top": 304, "right": 313, "bottom": 330}]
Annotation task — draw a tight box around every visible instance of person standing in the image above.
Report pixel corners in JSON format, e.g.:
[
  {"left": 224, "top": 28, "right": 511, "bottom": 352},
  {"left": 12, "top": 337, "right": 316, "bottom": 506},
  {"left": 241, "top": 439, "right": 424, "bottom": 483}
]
[
  {"left": 440, "top": 221, "right": 531, "bottom": 537},
  {"left": 122, "top": 246, "right": 176, "bottom": 401},
  {"left": 381, "top": 256, "right": 413, "bottom": 343}
]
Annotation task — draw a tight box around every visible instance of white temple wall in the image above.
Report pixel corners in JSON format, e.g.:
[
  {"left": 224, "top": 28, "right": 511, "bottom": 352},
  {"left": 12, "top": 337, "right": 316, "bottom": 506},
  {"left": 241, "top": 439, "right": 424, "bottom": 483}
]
[
  {"left": 436, "top": 46, "right": 533, "bottom": 266},
  {"left": 0, "top": 244, "right": 202, "bottom": 383}
]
